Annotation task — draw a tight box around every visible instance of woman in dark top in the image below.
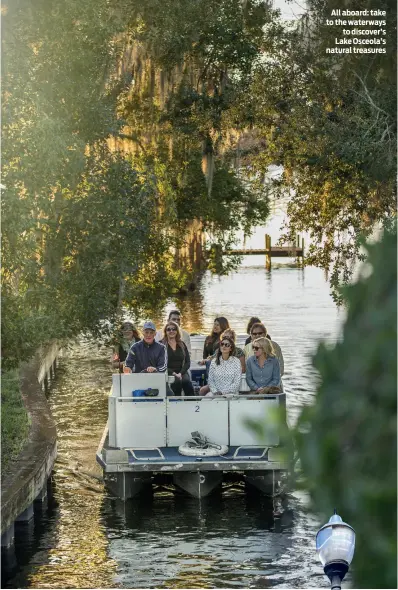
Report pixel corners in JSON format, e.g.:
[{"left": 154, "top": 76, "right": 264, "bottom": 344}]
[
  {"left": 245, "top": 317, "right": 262, "bottom": 345},
  {"left": 245, "top": 317, "right": 271, "bottom": 344},
  {"left": 161, "top": 321, "right": 194, "bottom": 396},
  {"left": 113, "top": 322, "right": 140, "bottom": 373},
  {"left": 202, "top": 317, "right": 230, "bottom": 360}
]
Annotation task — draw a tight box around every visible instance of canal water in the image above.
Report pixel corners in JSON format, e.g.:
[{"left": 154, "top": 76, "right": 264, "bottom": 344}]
[{"left": 4, "top": 255, "right": 348, "bottom": 589}]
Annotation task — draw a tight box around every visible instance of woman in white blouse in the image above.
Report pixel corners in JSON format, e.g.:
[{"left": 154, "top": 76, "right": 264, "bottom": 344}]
[{"left": 206, "top": 335, "right": 242, "bottom": 396}]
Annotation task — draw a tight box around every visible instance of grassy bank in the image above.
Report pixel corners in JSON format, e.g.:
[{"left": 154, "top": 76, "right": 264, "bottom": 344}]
[{"left": 1, "top": 369, "right": 30, "bottom": 477}]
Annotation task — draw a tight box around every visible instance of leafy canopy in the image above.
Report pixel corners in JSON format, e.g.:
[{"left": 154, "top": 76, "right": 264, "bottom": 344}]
[{"left": 297, "top": 228, "right": 397, "bottom": 589}]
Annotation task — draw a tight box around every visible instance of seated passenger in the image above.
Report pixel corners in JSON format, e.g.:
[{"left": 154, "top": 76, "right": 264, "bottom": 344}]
[
  {"left": 244, "top": 322, "right": 284, "bottom": 376},
  {"left": 199, "top": 316, "right": 230, "bottom": 365},
  {"left": 244, "top": 317, "right": 261, "bottom": 345},
  {"left": 245, "top": 337, "right": 281, "bottom": 394},
  {"left": 206, "top": 335, "right": 242, "bottom": 396},
  {"left": 124, "top": 321, "right": 167, "bottom": 373},
  {"left": 160, "top": 321, "right": 194, "bottom": 396},
  {"left": 112, "top": 322, "right": 141, "bottom": 373},
  {"left": 155, "top": 309, "right": 191, "bottom": 353},
  {"left": 210, "top": 329, "right": 245, "bottom": 371},
  {"left": 199, "top": 329, "right": 245, "bottom": 395}
]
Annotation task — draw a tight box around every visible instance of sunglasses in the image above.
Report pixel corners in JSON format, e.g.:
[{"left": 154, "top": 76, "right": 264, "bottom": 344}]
[
  {"left": 166, "top": 327, "right": 177, "bottom": 332},
  {"left": 252, "top": 346, "right": 262, "bottom": 351},
  {"left": 220, "top": 341, "right": 231, "bottom": 348},
  {"left": 252, "top": 332, "right": 265, "bottom": 336}
]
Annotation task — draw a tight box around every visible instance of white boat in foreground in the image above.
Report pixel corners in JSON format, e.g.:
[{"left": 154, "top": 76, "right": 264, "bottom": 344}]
[{"left": 96, "top": 335, "right": 290, "bottom": 499}]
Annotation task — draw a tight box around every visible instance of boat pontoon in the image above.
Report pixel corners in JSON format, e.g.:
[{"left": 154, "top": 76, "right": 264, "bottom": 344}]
[{"left": 96, "top": 337, "right": 289, "bottom": 499}]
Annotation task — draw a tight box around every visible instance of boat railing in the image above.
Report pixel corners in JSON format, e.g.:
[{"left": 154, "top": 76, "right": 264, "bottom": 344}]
[{"left": 108, "top": 374, "right": 284, "bottom": 450}]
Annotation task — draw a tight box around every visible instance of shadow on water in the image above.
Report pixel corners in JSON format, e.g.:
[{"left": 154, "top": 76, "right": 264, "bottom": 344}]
[
  {"left": 100, "top": 490, "right": 296, "bottom": 589},
  {"left": 1, "top": 479, "right": 59, "bottom": 589}
]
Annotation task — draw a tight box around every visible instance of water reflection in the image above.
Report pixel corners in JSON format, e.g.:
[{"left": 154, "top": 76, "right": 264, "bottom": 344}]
[
  {"left": 2, "top": 485, "right": 58, "bottom": 589},
  {"left": 102, "top": 492, "right": 300, "bottom": 589},
  {"left": 11, "top": 347, "right": 120, "bottom": 590}
]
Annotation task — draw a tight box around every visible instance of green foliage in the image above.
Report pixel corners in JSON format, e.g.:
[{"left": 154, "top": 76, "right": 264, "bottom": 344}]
[
  {"left": 129, "top": 0, "right": 270, "bottom": 72},
  {"left": 2, "top": 0, "right": 128, "bottom": 367},
  {"left": 296, "top": 229, "right": 397, "bottom": 588},
  {"left": 1, "top": 144, "right": 181, "bottom": 368},
  {"left": 1, "top": 370, "right": 30, "bottom": 476},
  {"left": 119, "top": 0, "right": 274, "bottom": 273},
  {"left": 2, "top": 0, "right": 126, "bottom": 193},
  {"left": 2, "top": 0, "right": 275, "bottom": 372},
  {"left": 8, "top": 0, "right": 394, "bottom": 372},
  {"left": 2, "top": 0, "right": 212, "bottom": 368},
  {"left": 238, "top": 0, "right": 396, "bottom": 298}
]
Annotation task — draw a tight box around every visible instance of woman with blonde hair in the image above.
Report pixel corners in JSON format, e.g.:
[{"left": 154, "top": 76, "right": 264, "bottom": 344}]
[
  {"left": 245, "top": 336, "right": 281, "bottom": 394},
  {"left": 161, "top": 321, "right": 194, "bottom": 396},
  {"left": 244, "top": 322, "right": 284, "bottom": 376}
]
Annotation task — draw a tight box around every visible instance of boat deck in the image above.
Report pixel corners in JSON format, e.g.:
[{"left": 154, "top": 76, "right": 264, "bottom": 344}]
[
  {"left": 98, "top": 428, "right": 287, "bottom": 474},
  {"left": 126, "top": 446, "right": 269, "bottom": 463}
]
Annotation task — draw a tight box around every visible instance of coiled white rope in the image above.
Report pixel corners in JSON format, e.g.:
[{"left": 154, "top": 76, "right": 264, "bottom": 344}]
[{"left": 178, "top": 431, "right": 229, "bottom": 457}]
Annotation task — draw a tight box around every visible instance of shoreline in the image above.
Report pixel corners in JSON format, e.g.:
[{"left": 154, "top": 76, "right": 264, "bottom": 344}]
[{"left": 1, "top": 344, "right": 59, "bottom": 548}]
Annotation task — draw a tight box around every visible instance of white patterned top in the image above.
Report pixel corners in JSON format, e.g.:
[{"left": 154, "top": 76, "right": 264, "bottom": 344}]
[{"left": 208, "top": 355, "right": 242, "bottom": 394}]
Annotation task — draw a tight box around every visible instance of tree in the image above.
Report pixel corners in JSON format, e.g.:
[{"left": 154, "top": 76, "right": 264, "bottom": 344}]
[
  {"left": 1, "top": 0, "right": 174, "bottom": 368},
  {"left": 296, "top": 228, "right": 397, "bottom": 588},
  {"left": 234, "top": 0, "right": 396, "bottom": 298},
  {"left": 2, "top": 0, "right": 276, "bottom": 369},
  {"left": 115, "top": 0, "right": 274, "bottom": 271}
]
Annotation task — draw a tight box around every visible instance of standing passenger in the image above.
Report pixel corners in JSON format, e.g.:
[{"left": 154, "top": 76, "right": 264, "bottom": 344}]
[
  {"left": 156, "top": 309, "right": 191, "bottom": 353},
  {"left": 161, "top": 321, "right": 194, "bottom": 396},
  {"left": 124, "top": 321, "right": 167, "bottom": 373}
]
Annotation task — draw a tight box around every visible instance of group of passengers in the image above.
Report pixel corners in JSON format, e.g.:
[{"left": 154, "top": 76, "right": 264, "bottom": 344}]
[{"left": 113, "top": 311, "right": 284, "bottom": 396}]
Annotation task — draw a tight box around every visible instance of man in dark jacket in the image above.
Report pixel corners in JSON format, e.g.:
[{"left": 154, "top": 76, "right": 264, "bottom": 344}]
[{"left": 124, "top": 321, "right": 167, "bottom": 373}]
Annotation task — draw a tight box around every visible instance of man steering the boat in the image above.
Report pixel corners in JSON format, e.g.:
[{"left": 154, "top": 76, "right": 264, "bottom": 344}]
[{"left": 124, "top": 321, "right": 167, "bottom": 373}]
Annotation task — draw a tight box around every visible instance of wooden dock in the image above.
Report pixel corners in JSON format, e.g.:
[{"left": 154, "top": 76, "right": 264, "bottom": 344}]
[{"left": 225, "top": 234, "right": 304, "bottom": 269}]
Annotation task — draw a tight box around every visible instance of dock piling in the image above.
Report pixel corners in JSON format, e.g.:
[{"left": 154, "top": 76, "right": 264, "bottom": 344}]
[
  {"left": 223, "top": 234, "right": 304, "bottom": 268},
  {"left": 266, "top": 234, "right": 272, "bottom": 270}
]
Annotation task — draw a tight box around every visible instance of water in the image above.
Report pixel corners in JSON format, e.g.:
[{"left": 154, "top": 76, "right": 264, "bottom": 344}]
[{"left": 3, "top": 261, "right": 348, "bottom": 589}]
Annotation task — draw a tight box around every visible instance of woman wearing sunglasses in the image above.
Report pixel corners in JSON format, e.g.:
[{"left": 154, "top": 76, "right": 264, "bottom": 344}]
[
  {"left": 244, "top": 322, "right": 284, "bottom": 376},
  {"left": 244, "top": 316, "right": 262, "bottom": 345},
  {"left": 245, "top": 337, "right": 281, "bottom": 394},
  {"left": 161, "top": 321, "right": 194, "bottom": 396},
  {"left": 199, "top": 329, "right": 245, "bottom": 395},
  {"left": 206, "top": 335, "right": 242, "bottom": 397}
]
